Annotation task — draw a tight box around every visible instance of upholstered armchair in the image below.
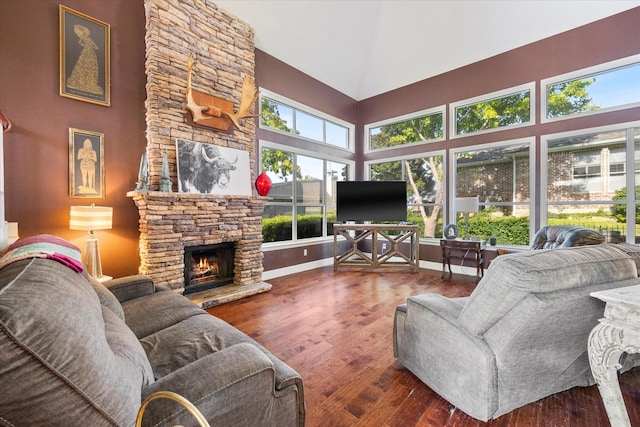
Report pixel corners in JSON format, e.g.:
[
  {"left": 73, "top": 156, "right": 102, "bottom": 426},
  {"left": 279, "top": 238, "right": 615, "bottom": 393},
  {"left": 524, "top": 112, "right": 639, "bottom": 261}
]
[
  {"left": 393, "top": 244, "right": 640, "bottom": 421},
  {"left": 530, "top": 225, "right": 605, "bottom": 250}
]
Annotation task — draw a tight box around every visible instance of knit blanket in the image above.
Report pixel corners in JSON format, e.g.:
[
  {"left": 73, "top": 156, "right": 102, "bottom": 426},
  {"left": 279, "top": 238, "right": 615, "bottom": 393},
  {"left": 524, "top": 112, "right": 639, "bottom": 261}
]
[{"left": 0, "top": 235, "right": 84, "bottom": 273}]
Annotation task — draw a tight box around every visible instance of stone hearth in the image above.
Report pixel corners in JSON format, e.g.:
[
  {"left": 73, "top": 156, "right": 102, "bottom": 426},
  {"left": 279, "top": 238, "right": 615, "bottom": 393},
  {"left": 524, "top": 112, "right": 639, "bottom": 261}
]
[{"left": 127, "top": 191, "right": 271, "bottom": 307}]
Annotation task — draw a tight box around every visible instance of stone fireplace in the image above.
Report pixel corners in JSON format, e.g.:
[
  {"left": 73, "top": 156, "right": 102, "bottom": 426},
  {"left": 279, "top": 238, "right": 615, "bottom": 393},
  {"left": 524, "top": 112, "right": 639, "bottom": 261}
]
[
  {"left": 127, "top": 0, "right": 270, "bottom": 307},
  {"left": 127, "top": 191, "right": 271, "bottom": 307}
]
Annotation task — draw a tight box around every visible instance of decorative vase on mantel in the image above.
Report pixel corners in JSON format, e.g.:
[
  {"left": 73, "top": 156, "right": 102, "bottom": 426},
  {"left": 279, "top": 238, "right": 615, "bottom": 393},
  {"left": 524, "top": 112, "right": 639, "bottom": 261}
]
[
  {"left": 135, "top": 152, "right": 149, "bottom": 191},
  {"left": 159, "top": 149, "right": 172, "bottom": 193},
  {"left": 255, "top": 171, "right": 272, "bottom": 196}
]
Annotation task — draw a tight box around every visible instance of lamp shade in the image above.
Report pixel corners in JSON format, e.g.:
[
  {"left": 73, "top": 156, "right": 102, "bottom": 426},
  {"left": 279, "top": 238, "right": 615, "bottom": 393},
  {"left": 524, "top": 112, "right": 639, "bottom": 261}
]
[
  {"left": 455, "top": 197, "right": 479, "bottom": 213},
  {"left": 70, "top": 205, "right": 113, "bottom": 231}
]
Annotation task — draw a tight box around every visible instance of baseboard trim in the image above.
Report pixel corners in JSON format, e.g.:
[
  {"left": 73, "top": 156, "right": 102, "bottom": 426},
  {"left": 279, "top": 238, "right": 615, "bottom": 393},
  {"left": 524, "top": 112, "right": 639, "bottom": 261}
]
[
  {"left": 263, "top": 258, "right": 480, "bottom": 280},
  {"left": 263, "top": 258, "right": 334, "bottom": 280}
]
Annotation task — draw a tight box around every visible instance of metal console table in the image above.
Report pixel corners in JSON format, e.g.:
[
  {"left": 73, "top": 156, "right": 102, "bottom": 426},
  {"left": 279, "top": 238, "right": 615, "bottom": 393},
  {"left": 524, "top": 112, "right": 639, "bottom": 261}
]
[{"left": 333, "top": 223, "right": 419, "bottom": 272}]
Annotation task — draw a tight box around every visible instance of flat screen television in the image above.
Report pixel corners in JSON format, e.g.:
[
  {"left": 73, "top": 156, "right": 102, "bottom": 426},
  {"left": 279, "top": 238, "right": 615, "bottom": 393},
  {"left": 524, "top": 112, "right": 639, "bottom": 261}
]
[{"left": 336, "top": 181, "right": 407, "bottom": 222}]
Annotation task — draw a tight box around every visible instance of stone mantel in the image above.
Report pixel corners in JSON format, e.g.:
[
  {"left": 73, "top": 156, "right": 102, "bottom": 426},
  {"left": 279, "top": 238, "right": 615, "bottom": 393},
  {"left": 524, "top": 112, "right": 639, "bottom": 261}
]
[
  {"left": 127, "top": 190, "right": 267, "bottom": 293},
  {"left": 127, "top": 190, "right": 268, "bottom": 204}
]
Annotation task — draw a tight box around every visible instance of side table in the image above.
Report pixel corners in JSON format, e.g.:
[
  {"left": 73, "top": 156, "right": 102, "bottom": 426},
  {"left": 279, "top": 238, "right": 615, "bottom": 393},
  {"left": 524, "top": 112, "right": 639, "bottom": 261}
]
[
  {"left": 440, "top": 239, "right": 485, "bottom": 281},
  {"left": 588, "top": 284, "right": 640, "bottom": 427}
]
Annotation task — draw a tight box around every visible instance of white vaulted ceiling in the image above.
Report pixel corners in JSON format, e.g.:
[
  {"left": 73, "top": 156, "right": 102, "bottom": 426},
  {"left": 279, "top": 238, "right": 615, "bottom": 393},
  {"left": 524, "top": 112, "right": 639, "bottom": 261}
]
[{"left": 215, "top": 0, "right": 640, "bottom": 100}]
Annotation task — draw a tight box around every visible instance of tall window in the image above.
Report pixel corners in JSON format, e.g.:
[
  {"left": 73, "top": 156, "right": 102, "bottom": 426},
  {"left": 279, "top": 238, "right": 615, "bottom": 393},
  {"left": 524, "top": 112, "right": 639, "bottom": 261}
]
[
  {"left": 260, "top": 90, "right": 353, "bottom": 150},
  {"left": 260, "top": 145, "right": 351, "bottom": 242},
  {"left": 366, "top": 107, "right": 445, "bottom": 152},
  {"left": 542, "top": 124, "right": 640, "bottom": 243},
  {"left": 543, "top": 55, "right": 640, "bottom": 121},
  {"left": 368, "top": 152, "right": 445, "bottom": 238},
  {"left": 258, "top": 91, "right": 355, "bottom": 243},
  {"left": 452, "top": 139, "right": 534, "bottom": 244},
  {"left": 451, "top": 83, "right": 534, "bottom": 137}
]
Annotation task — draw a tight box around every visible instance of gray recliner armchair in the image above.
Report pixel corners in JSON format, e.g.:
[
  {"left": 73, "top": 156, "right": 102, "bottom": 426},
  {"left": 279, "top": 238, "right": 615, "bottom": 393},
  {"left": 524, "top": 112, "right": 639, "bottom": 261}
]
[
  {"left": 530, "top": 225, "right": 605, "bottom": 249},
  {"left": 393, "top": 243, "right": 640, "bottom": 421}
]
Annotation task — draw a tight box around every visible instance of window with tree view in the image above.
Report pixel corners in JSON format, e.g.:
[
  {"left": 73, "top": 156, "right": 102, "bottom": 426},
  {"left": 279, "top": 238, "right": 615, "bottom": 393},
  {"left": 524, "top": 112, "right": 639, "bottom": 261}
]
[
  {"left": 453, "top": 85, "right": 533, "bottom": 136},
  {"left": 453, "top": 140, "right": 533, "bottom": 244},
  {"left": 545, "top": 60, "right": 640, "bottom": 120},
  {"left": 261, "top": 96, "right": 350, "bottom": 149},
  {"left": 369, "top": 153, "right": 444, "bottom": 238},
  {"left": 368, "top": 109, "right": 444, "bottom": 151}
]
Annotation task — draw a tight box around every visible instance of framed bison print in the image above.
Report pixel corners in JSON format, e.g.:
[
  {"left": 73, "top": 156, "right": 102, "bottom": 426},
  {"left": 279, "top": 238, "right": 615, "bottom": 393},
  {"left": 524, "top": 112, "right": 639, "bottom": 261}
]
[{"left": 176, "top": 139, "right": 251, "bottom": 196}]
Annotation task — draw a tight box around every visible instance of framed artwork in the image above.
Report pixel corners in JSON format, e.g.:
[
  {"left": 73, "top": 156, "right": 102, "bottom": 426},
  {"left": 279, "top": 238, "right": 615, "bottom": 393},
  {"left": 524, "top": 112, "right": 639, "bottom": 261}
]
[
  {"left": 176, "top": 138, "right": 252, "bottom": 196},
  {"left": 59, "top": 5, "right": 110, "bottom": 106},
  {"left": 69, "top": 128, "right": 105, "bottom": 198}
]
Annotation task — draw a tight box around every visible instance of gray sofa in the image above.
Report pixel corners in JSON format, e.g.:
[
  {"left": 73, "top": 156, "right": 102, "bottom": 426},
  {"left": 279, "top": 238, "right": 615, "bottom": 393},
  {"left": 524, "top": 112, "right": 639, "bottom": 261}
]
[
  {"left": 393, "top": 243, "right": 640, "bottom": 421},
  {"left": 0, "top": 245, "right": 305, "bottom": 425}
]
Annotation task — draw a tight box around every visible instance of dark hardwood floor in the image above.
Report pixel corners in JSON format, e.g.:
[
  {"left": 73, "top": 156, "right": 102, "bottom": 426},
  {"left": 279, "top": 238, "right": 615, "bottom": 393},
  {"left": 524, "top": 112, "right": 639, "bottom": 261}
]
[{"left": 206, "top": 266, "right": 640, "bottom": 426}]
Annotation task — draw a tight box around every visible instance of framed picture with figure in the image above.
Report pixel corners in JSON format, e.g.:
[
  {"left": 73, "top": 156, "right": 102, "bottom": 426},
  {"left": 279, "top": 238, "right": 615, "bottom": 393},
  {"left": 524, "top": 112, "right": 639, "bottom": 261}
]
[
  {"left": 59, "top": 5, "right": 110, "bottom": 106},
  {"left": 69, "top": 128, "right": 105, "bottom": 198}
]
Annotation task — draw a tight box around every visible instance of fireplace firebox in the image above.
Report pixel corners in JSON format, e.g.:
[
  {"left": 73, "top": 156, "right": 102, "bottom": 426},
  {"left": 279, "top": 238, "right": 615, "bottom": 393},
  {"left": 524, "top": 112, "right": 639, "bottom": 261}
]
[{"left": 183, "top": 243, "right": 234, "bottom": 295}]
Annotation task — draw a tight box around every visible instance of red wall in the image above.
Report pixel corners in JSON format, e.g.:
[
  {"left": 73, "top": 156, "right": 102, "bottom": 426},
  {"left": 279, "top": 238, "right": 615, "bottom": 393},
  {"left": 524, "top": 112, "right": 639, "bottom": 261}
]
[
  {"left": 256, "top": 50, "right": 358, "bottom": 125},
  {"left": 0, "top": 0, "right": 146, "bottom": 277}
]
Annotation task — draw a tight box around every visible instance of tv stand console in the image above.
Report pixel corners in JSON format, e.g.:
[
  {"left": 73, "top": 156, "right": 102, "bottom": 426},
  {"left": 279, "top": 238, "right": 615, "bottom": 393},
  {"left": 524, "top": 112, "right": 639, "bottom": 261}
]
[{"left": 333, "top": 223, "right": 419, "bottom": 272}]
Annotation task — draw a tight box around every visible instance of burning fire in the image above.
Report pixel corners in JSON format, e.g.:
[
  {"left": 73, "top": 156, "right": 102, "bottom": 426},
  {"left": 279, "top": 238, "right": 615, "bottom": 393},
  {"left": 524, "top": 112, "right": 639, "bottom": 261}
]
[{"left": 194, "top": 256, "right": 219, "bottom": 277}]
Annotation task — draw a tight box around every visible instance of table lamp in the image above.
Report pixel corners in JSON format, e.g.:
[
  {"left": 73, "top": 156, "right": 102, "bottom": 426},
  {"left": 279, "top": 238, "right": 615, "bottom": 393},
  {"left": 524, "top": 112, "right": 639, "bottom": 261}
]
[
  {"left": 455, "top": 197, "right": 479, "bottom": 239},
  {"left": 70, "top": 204, "right": 113, "bottom": 279}
]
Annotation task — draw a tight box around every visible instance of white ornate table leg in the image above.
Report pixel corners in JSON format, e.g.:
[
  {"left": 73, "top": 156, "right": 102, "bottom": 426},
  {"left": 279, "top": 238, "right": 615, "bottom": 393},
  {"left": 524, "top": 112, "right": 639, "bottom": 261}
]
[
  {"left": 589, "top": 286, "right": 640, "bottom": 427},
  {"left": 588, "top": 321, "right": 631, "bottom": 427}
]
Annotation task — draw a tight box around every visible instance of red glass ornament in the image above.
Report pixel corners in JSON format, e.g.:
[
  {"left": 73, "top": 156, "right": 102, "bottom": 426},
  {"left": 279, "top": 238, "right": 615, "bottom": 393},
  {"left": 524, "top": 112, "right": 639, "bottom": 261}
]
[{"left": 255, "top": 171, "right": 272, "bottom": 196}]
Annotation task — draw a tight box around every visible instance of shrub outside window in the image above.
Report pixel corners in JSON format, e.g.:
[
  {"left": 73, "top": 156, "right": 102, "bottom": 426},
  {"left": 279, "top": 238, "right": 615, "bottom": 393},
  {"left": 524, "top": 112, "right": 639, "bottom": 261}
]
[
  {"left": 452, "top": 139, "right": 534, "bottom": 244},
  {"left": 260, "top": 146, "right": 350, "bottom": 243}
]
